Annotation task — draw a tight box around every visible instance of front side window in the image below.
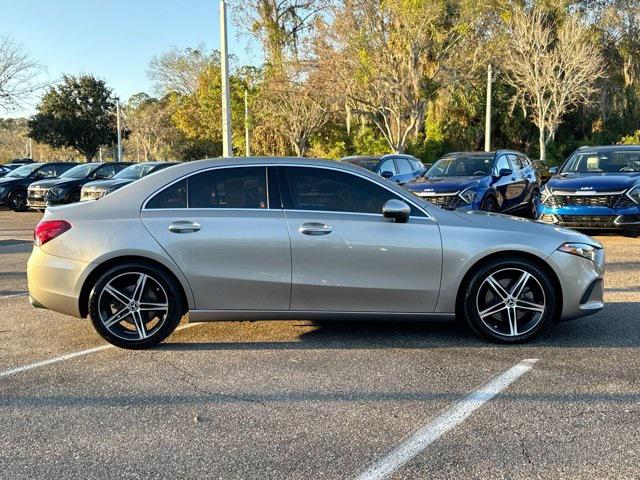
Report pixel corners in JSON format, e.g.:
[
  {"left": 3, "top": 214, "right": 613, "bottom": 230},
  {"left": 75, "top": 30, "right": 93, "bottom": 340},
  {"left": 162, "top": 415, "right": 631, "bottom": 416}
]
[
  {"left": 279, "top": 166, "right": 424, "bottom": 216},
  {"left": 146, "top": 166, "right": 267, "bottom": 209},
  {"left": 378, "top": 159, "right": 397, "bottom": 175},
  {"left": 494, "top": 156, "right": 511, "bottom": 174}
]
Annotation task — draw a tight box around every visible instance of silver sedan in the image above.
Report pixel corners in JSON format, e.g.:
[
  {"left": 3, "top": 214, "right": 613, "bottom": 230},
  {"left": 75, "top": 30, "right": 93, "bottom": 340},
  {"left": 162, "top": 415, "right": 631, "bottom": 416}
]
[{"left": 27, "top": 157, "right": 605, "bottom": 349}]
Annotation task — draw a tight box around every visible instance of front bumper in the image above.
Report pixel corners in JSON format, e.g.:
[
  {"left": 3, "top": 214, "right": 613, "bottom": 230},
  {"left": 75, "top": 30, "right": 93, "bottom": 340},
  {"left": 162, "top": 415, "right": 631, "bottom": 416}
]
[
  {"left": 537, "top": 201, "right": 640, "bottom": 230},
  {"left": 547, "top": 248, "right": 605, "bottom": 321},
  {"left": 27, "top": 246, "right": 89, "bottom": 318}
]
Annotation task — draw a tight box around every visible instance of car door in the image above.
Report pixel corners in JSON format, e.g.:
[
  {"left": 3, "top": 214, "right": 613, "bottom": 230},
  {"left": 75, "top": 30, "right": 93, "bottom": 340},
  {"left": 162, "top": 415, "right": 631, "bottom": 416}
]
[
  {"left": 394, "top": 157, "right": 416, "bottom": 184},
  {"left": 277, "top": 165, "right": 442, "bottom": 313},
  {"left": 141, "top": 165, "right": 292, "bottom": 311},
  {"left": 492, "top": 154, "right": 516, "bottom": 210},
  {"left": 506, "top": 154, "right": 528, "bottom": 209}
]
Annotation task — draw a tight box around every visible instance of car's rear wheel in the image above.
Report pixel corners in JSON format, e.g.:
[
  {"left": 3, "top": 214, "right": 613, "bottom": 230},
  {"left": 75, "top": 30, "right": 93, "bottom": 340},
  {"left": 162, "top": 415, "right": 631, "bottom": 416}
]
[
  {"left": 463, "top": 258, "right": 556, "bottom": 343},
  {"left": 67, "top": 190, "right": 81, "bottom": 203},
  {"left": 480, "top": 196, "right": 497, "bottom": 212},
  {"left": 88, "top": 263, "right": 184, "bottom": 349},
  {"left": 9, "top": 190, "right": 27, "bottom": 212}
]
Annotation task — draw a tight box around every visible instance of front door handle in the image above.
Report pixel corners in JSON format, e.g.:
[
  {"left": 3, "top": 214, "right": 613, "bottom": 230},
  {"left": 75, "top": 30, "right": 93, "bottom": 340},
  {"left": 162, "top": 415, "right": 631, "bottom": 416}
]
[
  {"left": 299, "top": 222, "right": 332, "bottom": 236},
  {"left": 168, "top": 221, "right": 201, "bottom": 233}
]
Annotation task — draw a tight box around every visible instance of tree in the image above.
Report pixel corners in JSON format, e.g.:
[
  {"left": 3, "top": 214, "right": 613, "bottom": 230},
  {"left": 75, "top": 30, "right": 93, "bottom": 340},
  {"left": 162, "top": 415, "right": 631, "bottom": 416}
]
[
  {"left": 502, "top": 6, "right": 604, "bottom": 161},
  {"left": 28, "top": 75, "right": 118, "bottom": 160},
  {"left": 148, "top": 45, "right": 219, "bottom": 96},
  {"left": 316, "top": 0, "right": 474, "bottom": 153},
  {"left": 0, "top": 35, "right": 45, "bottom": 112}
]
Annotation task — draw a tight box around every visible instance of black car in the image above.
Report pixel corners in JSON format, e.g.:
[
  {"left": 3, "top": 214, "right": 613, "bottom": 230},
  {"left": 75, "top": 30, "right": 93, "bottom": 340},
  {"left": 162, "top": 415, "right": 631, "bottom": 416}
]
[
  {"left": 0, "top": 164, "right": 18, "bottom": 178},
  {"left": 341, "top": 154, "right": 426, "bottom": 185},
  {"left": 0, "top": 162, "right": 78, "bottom": 211},
  {"left": 27, "top": 162, "right": 132, "bottom": 209},
  {"left": 80, "top": 161, "right": 179, "bottom": 201}
]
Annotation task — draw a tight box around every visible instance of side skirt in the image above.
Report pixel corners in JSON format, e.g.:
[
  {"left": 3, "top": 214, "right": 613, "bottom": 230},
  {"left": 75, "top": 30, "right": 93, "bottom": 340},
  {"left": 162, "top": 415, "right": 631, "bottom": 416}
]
[{"left": 188, "top": 310, "right": 456, "bottom": 322}]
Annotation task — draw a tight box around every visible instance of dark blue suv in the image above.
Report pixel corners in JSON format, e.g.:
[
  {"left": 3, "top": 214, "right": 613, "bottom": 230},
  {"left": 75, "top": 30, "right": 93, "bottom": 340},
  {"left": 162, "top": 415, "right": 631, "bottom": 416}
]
[
  {"left": 341, "top": 154, "right": 426, "bottom": 185},
  {"left": 537, "top": 145, "right": 640, "bottom": 230},
  {"left": 404, "top": 150, "right": 541, "bottom": 216}
]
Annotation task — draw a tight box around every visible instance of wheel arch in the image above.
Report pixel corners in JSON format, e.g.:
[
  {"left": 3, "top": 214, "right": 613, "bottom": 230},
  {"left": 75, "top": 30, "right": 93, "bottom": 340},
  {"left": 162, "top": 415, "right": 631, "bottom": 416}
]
[
  {"left": 78, "top": 255, "right": 191, "bottom": 318},
  {"left": 454, "top": 250, "right": 563, "bottom": 321}
]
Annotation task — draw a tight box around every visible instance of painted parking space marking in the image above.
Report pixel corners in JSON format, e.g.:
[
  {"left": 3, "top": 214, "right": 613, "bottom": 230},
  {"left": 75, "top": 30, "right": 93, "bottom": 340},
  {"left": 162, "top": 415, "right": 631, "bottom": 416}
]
[
  {"left": 0, "top": 292, "right": 29, "bottom": 299},
  {"left": 0, "top": 322, "right": 203, "bottom": 380},
  {"left": 355, "top": 358, "right": 538, "bottom": 480}
]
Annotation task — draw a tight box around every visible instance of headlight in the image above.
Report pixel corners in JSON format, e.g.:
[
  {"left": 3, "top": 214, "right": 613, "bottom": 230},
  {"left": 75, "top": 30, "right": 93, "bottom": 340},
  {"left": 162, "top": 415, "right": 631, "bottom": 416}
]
[
  {"left": 626, "top": 184, "right": 640, "bottom": 204},
  {"left": 458, "top": 187, "right": 478, "bottom": 204},
  {"left": 558, "top": 242, "right": 600, "bottom": 263},
  {"left": 540, "top": 185, "right": 553, "bottom": 204}
]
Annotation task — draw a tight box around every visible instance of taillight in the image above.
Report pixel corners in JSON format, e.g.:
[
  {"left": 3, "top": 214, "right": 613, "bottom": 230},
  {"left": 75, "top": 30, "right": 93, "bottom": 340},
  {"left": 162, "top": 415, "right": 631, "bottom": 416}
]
[{"left": 34, "top": 220, "right": 72, "bottom": 246}]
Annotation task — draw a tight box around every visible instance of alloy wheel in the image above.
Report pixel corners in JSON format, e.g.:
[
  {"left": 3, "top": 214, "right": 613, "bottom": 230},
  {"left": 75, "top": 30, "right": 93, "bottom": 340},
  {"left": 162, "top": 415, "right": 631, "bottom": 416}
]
[
  {"left": 475, "top": 268, "right": 546, "bottom": 337},
  {"left": 11, "top": 191, "right": 27, "bottom": 211},
  {"left": 97, "top": 272, "right": 169, "bottom": 341}
]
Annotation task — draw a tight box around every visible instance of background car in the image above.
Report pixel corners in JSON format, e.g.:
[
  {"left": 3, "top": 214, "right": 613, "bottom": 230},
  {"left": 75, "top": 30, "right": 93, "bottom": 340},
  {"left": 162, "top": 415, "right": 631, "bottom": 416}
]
[
  {"left": 0, "top": 162, "right": 78, "bottom": 211},
  {"left": 404, "top": 150, "right": 541, "bottom": 217},
  {"left": 80, "top": 161, "right": 179, "bottom": 202},
  {"left": 537, "top": 145, "right": 640, "bottom": 230},
  {"left": 28, "top": 157, "right": 604, "bottom": 349},
  {"left": 341, "top": 153, "right": 426, "bottom": 184},
  {"left": 0, "top": 164, "right": 18, "bottom": 177},
  {"left": 27, "top": 162, "right": 132, "bottom": 209}
]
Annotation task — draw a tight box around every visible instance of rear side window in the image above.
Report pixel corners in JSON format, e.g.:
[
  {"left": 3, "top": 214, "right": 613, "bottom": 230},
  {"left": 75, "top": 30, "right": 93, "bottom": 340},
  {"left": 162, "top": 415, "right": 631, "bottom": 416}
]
[
  {"left": 188, "top": 167, "right": 267, "bottom": 209},
  {"left": 508, "top": 154, "right": 524, "bottom": 170},
  {"left": 278, "top": 166, "right": 425, "bottom": 216},
  {"left": 395, "top": 158, "right": 413, "bottom": 174},
  {"left": 146, "top": 166, "right": 267, "bottom": 209}
]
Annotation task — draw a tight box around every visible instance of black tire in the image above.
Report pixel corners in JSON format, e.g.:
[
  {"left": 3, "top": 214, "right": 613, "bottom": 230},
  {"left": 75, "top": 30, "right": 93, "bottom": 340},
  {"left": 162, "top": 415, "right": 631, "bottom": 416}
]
[
  {"left": 88, "top": 263, "right": 184, "bottom": 349},
  {"left": 462, "top": 257, "right": 556, "bottom": 343},
  {"left": 480, "top": 196, "right": 498, "bottom": 212},
  {"left": 8, "top": 189, "right": 28, "bottom": 212},
  {"left": 67, "top": 190, "right": 81, "bottom": 203}
]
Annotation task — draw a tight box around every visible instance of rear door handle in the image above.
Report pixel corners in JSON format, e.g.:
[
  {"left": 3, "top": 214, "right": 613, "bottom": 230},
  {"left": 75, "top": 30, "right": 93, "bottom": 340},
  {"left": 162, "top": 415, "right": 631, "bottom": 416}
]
[
  {"left": 168, "top": 221, "right": 201, "bottom": 233},
  {"left": 299, "top": 222, "right": 332, "bottom": 236}
]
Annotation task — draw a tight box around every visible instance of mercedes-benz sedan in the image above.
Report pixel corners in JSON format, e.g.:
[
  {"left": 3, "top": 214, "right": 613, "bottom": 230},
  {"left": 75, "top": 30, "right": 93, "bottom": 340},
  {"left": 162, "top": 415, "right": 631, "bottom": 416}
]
[{"left": 27, "top": 157, "right": 605, "bottom": 349}]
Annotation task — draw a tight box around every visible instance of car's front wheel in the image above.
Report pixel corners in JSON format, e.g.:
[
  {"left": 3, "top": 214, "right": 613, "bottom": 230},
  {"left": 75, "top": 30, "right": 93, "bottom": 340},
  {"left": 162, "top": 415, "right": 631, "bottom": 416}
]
[
  {"left": 9, "top": 190, "right": 27, "bottom": 212},
  {"left": 462, "top": 258, "right": 556, "bottom": 343},
  {"left": 88, "top": 263, "right": 184, "bottom": 349}
]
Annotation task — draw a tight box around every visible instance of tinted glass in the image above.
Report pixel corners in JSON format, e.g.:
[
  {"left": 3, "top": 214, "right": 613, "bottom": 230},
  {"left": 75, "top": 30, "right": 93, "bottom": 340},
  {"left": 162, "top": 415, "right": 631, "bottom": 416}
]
[
  {"left": 115, "top": 163, "right": 157, "bottom": 180},
  {"left": 95, "top": 164, "right": 119, "bottom": 179},
  {"left": 6, "top": 163, "right": 42, "bottom": 178},
  {"left": 188, "top": 167, "right": 267, "bottom": 209},
  {"left": 396, "top": 158, "right": 413, "bottom": 174},
  {"left": 561, "top": 149, "right": 640, "bottom": 173},
  {"left": 508, "top": 154, "right": 523, "bottom": 170},
  {"left": 60, "top": 163, "right": 101, "bottom": 179},
  {"left": 147, "top": 179, "right": 187, "bottom": 209},
  {"left": 427, "top": 154, "right": 493, "bottom": 177},
  {"left": 279, "top": 166, "right": 424, "bottom": 216},
  {"left": 411, "top": 160, "right": 424, "bottom": 171},
  {"left": 378, "top": 159, "right": 396, "bottom": 175},
  {"left": 342, "top": 158, "right": 379, "bottom": 172}
]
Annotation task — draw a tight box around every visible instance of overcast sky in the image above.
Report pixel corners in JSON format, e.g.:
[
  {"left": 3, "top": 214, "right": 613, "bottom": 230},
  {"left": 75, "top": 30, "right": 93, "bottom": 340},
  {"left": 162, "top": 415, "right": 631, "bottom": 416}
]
[{"left": 1, "top": 0, "right": 260, "bottom": 118}]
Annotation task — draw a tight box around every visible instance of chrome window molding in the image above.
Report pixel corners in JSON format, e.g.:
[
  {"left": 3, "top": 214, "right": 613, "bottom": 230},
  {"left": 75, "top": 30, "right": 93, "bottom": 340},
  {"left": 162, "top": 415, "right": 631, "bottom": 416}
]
[{"left": 141, "top": 162, "right": 435, "bottom": 220}]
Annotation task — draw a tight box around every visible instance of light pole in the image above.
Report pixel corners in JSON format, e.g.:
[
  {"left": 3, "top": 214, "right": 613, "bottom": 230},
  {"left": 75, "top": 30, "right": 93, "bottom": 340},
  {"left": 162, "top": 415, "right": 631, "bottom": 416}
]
[
  {"left": 484, "top": 64, "right": 493, "bottom": 153},
  {"left": 116, "top": 99, "right": 123, "bottom": 162},
  {"left": 220, "top": 0, "right": 233, "bottom": 157},
  {"left": 244, "top": 89, "right": 251, "bottom": 156}
]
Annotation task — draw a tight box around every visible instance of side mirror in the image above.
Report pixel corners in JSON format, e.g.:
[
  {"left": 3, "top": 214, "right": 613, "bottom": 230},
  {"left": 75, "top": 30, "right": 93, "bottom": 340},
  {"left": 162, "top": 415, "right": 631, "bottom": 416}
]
[
  {"left": 548, "top": 166, "right": 559, "bottom": 175},
  {"left": 382, "top": 199, "right": 410, "bottom": 223},
  {"left": 380, "top": 170, "right": 394, "bottom": 179},
  {"left": 497, "top": 168, "right": 513, "bottom": 177}
]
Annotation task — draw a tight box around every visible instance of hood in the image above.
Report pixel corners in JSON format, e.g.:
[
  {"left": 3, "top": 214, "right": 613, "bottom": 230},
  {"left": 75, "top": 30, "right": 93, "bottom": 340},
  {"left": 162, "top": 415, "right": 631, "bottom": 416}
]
[
  {"left": 0, "top": 177, "right": 26, "bottom": 187},
  {"left": 547, "top": 172, "right": 640, "bottom": 192},
  {"left": 452, "top": 210, "right": 601, "bottom": 248},
  {"left": 30, "top": 178, "right": 87, "bottom": 189},
  {"left": 404, "top": 175, "right": 484, "bottom": 193},
  {"left": 83, "top": 178, "right": 133, "bottom": 191}
]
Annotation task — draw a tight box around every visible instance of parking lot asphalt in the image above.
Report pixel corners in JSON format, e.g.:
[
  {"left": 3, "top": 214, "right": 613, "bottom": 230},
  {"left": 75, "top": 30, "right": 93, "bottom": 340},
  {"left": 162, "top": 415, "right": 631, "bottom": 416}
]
[{"left": 0, "top": 210, "right": 639, "bottom": 479}]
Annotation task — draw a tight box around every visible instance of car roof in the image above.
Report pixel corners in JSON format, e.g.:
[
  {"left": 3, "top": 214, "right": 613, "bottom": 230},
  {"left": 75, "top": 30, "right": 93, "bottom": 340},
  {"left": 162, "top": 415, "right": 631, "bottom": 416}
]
[
  {"left": 341, "top": 155, "right": 382, "bottom": 162},
  {"left": 576, "top": 145, "right": 640, "bottom": 152}
]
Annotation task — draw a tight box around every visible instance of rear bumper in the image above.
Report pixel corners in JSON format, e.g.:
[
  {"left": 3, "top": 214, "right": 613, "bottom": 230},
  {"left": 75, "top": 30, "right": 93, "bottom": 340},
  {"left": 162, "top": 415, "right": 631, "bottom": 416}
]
[{"left": 27, "top": 246, "right": 89, "bottom": 318}]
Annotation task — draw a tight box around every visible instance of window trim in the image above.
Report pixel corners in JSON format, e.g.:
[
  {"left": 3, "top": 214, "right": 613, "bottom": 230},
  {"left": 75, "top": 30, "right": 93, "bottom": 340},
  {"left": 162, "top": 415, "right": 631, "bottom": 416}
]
[
  {"left": 275, "top": 164, "right": 432, "bottom": 219},
  {"left": 142, "top": 164, "right": 271, "bottom": 211},
  {"left": 141, "top": 163, "right": 434, "bottom": 219}
]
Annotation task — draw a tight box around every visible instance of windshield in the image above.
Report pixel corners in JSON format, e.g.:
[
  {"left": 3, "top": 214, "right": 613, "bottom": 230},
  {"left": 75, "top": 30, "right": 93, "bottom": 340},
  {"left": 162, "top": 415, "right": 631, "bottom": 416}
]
[
  {"left": 60, "top": 163, "right": 99, "bottom": 179},
  {"left": 427, "top": 155, "right": 493, "bottom": 177},
  {"left": 561, "top": 149, "right": 640, "bottom": 173},
  {"left": 342, "top": 158, "right": 379, "bottom": 172},
  {"left": 6, "top": 163, "right": 42, "bottom": 178},
  {"left": 115, "top": 163, "right": 157, "bottom": 180}
]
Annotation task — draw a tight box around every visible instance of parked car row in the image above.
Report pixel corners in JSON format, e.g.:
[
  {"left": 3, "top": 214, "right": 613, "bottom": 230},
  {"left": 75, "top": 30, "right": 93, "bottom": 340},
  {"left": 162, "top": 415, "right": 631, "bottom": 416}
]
[
  {"left": 340, "top": 145, "right": 640, "bottom": 232},
  {"left": 0, "top": 161, "right": 179, "bottom": 211}
]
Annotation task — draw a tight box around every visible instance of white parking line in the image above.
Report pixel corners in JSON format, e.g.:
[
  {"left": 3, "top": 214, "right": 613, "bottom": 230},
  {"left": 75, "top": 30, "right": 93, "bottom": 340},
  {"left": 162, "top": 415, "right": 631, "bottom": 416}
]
[
  {"left": 356, "top": 358, "right": 538, "bottom": 480},
  {"left": 0, "top": 322, "right": 203, "bottom": 380}
]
